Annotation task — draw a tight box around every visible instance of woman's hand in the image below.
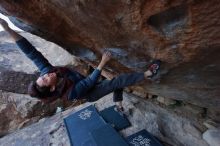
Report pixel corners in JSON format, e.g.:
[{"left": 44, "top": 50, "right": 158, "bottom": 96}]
[
  {"left": 0, "top": 18, "right": 22, "bottom": 41},
  {"left": 101, "top": 51, "right": 112, "bottom": 64},
  {"left": 97, "top": 51, "right": 112, "bottom": 70},
  {"left": 0, "top": 18, "right": 9, "bottom": 30}
]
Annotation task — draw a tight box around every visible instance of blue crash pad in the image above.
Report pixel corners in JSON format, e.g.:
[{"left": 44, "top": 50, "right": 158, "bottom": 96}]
[
  {"left": 90, "top": 124, "right": 129, "bottom": 146},
  {"left": 99, "top": 105, "right": 131, "bottom": 130},
  {"left": 126, "top": 130, "right": 163, "bottom": 146},
  {"left": 64, "top": 105, "right": 106, "bottom": 146}
]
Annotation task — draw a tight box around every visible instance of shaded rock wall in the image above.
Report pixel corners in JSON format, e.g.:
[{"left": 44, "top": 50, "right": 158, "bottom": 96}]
[
  {"left": 0, "top": 70, "right": 37, "bottom": 94},
  {"left": 0, "top": 0, "right": 219, "bottom": 110},
  {"left": 0, "top": 90, "right": 52, "bottom": 137}
]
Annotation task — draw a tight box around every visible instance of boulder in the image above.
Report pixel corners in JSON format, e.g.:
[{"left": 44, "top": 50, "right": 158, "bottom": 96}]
[
  {"left": 0, "top": 90, "right": 44, "bottom": 137},
  {"left": 0, "top": 0, "right": 219, "bottom": 110},
  {"left": 0, "top": 1, "right": 219, "bottom": 145}
]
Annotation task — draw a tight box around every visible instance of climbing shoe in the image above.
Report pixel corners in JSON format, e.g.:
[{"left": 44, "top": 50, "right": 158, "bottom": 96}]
[{"left": 147, "top": 60, "right": 161, "bottom": 78}]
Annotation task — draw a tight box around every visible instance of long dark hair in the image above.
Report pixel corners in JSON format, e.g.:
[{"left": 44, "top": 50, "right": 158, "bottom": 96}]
[{"left": 28, "top": 81, "right": 54, "bottom": 98}]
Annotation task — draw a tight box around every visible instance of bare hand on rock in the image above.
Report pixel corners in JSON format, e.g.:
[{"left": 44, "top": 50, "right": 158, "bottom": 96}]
[
  {"left": 101, "top": 51, "right": 112, "bottom": 64},
  {"left": 0, "top": 18, "right": 9, "bottom": 30}
]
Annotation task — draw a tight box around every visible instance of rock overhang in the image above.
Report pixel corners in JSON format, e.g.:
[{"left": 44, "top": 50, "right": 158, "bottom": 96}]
[{"left": 0, "top": 0, "right": 219, "bottom": 109}]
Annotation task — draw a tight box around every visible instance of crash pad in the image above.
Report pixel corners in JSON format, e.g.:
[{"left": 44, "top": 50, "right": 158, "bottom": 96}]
[
  {"left": 126, "top": 130, "right": 163, "bottom": 146},
  {"left": 99, "top": 105, "right": 131, "bottom": 130},
  {"left": 90, "top": 124, "right": 128, "bottom": 146},
  {"left": 64, "top": 105, "right": 106, "bottom": 146}
]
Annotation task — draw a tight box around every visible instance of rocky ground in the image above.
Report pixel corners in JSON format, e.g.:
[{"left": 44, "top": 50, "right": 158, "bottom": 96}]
[{"left": 0, "top": 93, "right": 219, "bottom": 146}]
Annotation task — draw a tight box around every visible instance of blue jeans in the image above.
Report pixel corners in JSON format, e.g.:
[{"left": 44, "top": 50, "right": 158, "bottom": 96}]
[
  {"left": 68, "top": 69, "right": 101, "bottom": 100},
  {"left": 85, "top": 72, "right": 145, "bottom": 102}
]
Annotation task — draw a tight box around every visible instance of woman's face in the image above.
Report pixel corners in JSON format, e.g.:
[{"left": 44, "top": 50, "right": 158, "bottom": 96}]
[{"left": 36, "top": 72, "right": 57, "bottom": 87}]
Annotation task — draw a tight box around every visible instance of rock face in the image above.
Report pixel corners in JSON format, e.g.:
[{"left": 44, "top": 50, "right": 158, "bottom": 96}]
[
  {"left": 0, "top": 90, "right": 52, "bottom": 137},
  {"left": 0, "top": 93, "right": 210, "bottom": 146},
  {"left": 203, "top": 128, "right": 220, "bottom": 146},
  {"left": 0, "top": 31, "right": 77, "bottom": 74},
  {"left": 0, "top": 0, "right": 219, "bottom": 110},
  {"left": 0, "top": 1, "right": 219, "bottom": 146}
]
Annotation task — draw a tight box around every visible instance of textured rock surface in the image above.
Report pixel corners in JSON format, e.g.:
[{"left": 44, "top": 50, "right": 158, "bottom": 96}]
[
  {"left": 0, "top": 70, "right": 37, "bottom": 94},
  {"left": 0, "top": 90, "right": 51, "bottom": 137},
  {"left": 0, "top": 93, "right": 209, "bottom": 146},
  {"left": 0, "top": 31, "right": 77, "bottom": 74},
  {"left": 0, "top": 89, "right": 82, "bottom": 138},
  {"left": 203, "top": 128, "right": 220, "bottom": 146},
  {"left": 0, "top": 0, "right": 219, "bottom": 110}
]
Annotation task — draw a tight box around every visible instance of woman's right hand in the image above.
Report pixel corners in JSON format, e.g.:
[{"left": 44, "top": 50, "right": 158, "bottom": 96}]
[
  {"left": 101, "top": 51, "right": 112, "bottom": 64},
  {"left": 97, "top": 51, "right": 112, "bottom": 70}
]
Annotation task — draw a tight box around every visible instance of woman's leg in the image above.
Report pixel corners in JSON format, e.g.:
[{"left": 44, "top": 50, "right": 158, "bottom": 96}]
[
  {"left": 85, "top": 72, "right": 145, "bottom": 102},
  {"left": 84, "top": 59, "right": 161, "bottom": 102},
  {"left": 113, "top": 88, "right": 123, "bottom": 102},
  {"left": 113, "top": 88, "right": 124, "bottom": 111},
  {"left": 68, "top": 69, "right": 101, "bottom": 99}
]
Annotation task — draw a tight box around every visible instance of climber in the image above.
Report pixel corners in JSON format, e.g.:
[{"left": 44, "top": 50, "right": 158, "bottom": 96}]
[{"left": 0, "top": 18, "right": 161, "bottom": 111}]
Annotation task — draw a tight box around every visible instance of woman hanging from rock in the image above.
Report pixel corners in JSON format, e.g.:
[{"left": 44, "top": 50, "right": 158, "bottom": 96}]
[{"left": 0, "top": 18, "right": 161, "bottom": 111}]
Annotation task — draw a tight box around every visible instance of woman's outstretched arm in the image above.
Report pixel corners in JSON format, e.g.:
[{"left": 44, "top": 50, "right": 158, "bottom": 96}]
[
  {"left": 0, "top": 18, "right": 54, "bottom": 75},
  {"left": 68, "top": 51, "right": 112, "bottom": 100}
]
